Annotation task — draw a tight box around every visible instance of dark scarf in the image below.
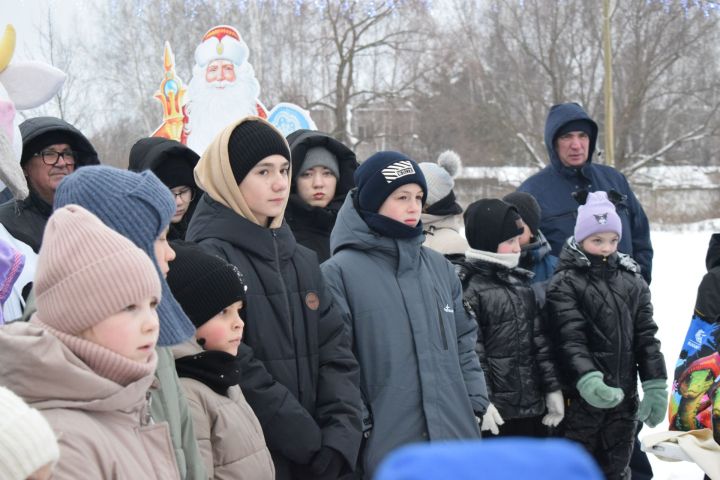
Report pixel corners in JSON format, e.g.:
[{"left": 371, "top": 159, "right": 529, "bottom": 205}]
[
  {"left": 25, "top": 188, "right": 53, "bottom": 217},
  {"left": 425, "top": 190, "right": 462, "bottom": 216},
  {"left": 354, "top": 194, "right": 423, "bottom": 239},
  {"left": 287, "top": 193, "right": 341, "bottom": 232},
  {"left": 175, "top": 350, "right": 242, "bottom": 396}
]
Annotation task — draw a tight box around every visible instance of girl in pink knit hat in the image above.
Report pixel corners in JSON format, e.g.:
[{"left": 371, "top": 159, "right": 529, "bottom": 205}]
[
  {"left": 0, "top": 205, "right": 180, "bottom": 479},
  {"left": 545, "top": 191, "right": 667, "bottom": 479}
]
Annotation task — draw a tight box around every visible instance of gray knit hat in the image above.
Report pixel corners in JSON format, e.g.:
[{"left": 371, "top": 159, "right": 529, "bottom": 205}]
[
  {"left": 298, "top": 147, "right": 340, "bottom": 178},
  {"left": 53, "top": 165, "right": 195, "bottom": 346},
  {"left": 419, "top": 150, "right": 462, "bottom": 206}
]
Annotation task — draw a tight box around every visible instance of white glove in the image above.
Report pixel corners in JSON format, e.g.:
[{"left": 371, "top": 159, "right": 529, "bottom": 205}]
[
  {"left": 542, "top": 390, "right": 565, "bottom": 427},
  {"left": 480, "top": 403, "right": 504, "bottom": 435}
]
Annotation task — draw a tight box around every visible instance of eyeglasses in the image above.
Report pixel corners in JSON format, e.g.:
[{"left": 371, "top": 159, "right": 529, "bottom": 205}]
[
  {"left": 32, "top": 149, "right": 76, "bottom": 166},
  {"left": 171, "top": 187, "right": 195, "bottom": 202}
]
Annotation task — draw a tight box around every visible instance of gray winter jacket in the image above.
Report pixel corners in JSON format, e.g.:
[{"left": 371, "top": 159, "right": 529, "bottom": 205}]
[{"left": 321, "top": 193, "right": 488, "bottom": 478}]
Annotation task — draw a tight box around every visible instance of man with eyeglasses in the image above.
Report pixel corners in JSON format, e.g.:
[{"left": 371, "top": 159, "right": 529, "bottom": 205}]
[
  {"left": 0, "top": 116, "right": 99, "bottom": 252},
  {"left": 129, "top": 137, "right": 200, "bottom": 240}
]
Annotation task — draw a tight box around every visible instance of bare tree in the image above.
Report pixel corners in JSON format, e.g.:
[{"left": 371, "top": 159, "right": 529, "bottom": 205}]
[
  {"left": 612, "top": 0, "right": 720, "bottom": 172},
  {"left": 434, "top": 0, "right": 720, "bottom": 172},
  {"left": 18, "top": 1, "right": 90, "bottom": 130},
  {"left": 283, "top": 1, "right": 435, "bottom": 150}
]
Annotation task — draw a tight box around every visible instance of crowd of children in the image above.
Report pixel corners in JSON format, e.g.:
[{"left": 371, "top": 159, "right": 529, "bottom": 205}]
[{"left": 0, "top": 110, "right": 675, "bottom": 480}]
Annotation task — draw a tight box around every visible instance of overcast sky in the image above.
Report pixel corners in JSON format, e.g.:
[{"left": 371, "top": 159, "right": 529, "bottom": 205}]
[{"left": 1, "top": 0, "right": 88, "bottom": 60}]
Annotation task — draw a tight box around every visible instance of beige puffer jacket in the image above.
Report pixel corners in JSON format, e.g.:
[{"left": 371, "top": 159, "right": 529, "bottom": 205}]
[
  {"left": 0, "top": 322, "right": 180, "bottom": 480},
  {"left": 172, "top": 341, "right": 275, "bottom": 480},
  {"left": 421, "top": 213, "right": 469, "bottom": 257}
]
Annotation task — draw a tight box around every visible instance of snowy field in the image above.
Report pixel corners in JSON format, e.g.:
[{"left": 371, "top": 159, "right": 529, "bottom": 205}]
[{"left": 643, "top": 223, "right": 720, "bottom": 480}]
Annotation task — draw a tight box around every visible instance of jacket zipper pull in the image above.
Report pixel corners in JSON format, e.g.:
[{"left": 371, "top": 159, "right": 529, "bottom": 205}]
[{"left": 141, "top": 391, "right": 155, "bottom": 426}]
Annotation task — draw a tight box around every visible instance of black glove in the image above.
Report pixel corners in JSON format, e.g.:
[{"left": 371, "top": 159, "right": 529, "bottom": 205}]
[{"left": 310, "top": 446, "right": 346, "bottom": 480}]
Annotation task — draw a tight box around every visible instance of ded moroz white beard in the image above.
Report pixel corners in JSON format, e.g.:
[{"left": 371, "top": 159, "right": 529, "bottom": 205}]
[{"left": 185, "top": 61, "right": 261, "bottom": 155}]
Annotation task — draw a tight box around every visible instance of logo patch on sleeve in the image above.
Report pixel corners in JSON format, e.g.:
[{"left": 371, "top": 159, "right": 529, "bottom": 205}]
[{"left": 305, "top": 292, "right": 320, "bottom": 311}]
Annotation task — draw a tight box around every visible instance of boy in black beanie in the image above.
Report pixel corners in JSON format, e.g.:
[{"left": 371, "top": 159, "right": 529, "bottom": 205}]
[
  {"left": 168, "top": 242, "right": 274, "bottom": 479},
  {"left": 503, "top": 191, "right": 559, "bottom": 294},
  {"left": 457, "top": 198, "right": 563, "bottom": 438},
  {"left": 186, "top": 117, "right": 361, "bottom": 480}
]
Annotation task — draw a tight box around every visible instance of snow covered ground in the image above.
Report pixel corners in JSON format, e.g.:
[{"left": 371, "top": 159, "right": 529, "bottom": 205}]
[{"left": 643, "top": 224, "right": 719, "bottom": 479}]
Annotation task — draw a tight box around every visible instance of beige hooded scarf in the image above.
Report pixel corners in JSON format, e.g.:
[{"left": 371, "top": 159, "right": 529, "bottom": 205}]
[{"left": 194, "top": 116, "right": 291, "bottom": 229}]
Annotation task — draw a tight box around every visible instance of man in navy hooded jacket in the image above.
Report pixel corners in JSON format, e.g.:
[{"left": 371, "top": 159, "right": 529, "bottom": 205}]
[{"left": 518, "top": 102, "right": 653, "bottom": 284}]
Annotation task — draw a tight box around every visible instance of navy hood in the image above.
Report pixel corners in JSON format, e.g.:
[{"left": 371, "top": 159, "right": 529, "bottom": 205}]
[{"left": 544, "top": 103, "right": 598, "bottom": 170}]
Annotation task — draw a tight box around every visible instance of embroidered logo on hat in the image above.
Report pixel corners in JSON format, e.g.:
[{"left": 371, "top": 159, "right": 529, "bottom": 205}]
[
  {"left": 593, "top": 213, "right": 608, "bottom": 224},
  {"left": 382, "top": 161, "right": 415, "bottom": 183}
]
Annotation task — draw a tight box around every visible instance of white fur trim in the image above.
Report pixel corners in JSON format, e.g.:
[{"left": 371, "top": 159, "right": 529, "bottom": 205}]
[{"left": 194, "top": 34, "right": 248, "bottom": 67}]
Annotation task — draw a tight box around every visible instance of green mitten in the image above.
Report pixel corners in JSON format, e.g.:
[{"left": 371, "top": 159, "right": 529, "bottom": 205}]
[
  {"left": 636, "top": 379, "right": 668, "bottom": 427},
  {"left": 576, "top": 371, "right": 625, "bottom": 408}
]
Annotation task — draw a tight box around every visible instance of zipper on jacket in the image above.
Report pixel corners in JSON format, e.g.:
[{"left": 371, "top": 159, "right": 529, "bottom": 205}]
[
  {"left": 141, "top": 391, "right": 154, "bottom": 426},
  {"left": 272, "top": 229, "right": 302, "bottom": 397},
  {"left": 608, "top": 261, "right": 623, "bottom": 389},
  {"left": 436, "top": 305, "right": 449, "bottom": 350},
  {"left": 600, "top": 256, "right": 623, "bottom": 389}
]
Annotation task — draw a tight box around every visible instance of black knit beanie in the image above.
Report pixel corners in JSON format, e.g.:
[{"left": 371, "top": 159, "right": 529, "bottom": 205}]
[
  {"left": 464, "top": 199, "right": 524, "bottom": 252},
  {"left": 227, "top": 119, "right": 291, "bottom": 185},
  {"left": 166, "top": 242, "right": 246, "bottom": 328},
  {"left": 502, "top": 191, "right": 541, "bottom": 237},
  {"left": 554, "top": 119, "right": 593, "bottom": 144}
]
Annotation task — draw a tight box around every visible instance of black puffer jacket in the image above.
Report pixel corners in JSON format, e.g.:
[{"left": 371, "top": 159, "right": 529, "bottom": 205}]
[
  {"left": 695, "top": 233, "right": 720, "bottom": 323},
  {"left": 545, "top": 239, "right": 666, "bottom": 396},
  {"left": 285, "top": 130, "right": 357, "bottom": 262},
  {"left": 0, "top": 117, "right": 99, "bottom": 252},
  {"left": 456, "top": 256, "right": 560, "bottom": 420},
  {"left": 186, "top": 194, "right": 362, "bottom": 480}
]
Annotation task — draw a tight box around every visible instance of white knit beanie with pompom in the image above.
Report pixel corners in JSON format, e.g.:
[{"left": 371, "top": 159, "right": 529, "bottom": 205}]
[{"left": 419, "top": 150, "right": 462, "bottom": 207}]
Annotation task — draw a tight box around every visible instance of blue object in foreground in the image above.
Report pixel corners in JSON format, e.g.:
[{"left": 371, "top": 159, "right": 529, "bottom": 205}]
[{"left": 374, "top": 438, "right": 603, "bottom": 480}]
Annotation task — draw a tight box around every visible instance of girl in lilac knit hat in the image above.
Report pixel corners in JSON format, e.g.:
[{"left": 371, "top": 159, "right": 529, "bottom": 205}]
[{"left": 544, "top": 191, "right": 667, "bottom": 479}]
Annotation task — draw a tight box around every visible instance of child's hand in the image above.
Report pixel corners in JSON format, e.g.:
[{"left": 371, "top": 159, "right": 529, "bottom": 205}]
[
  {"left": 636, "top": 379, "right": 668, "bottom": 427},
  {"left": 480, "top": 403, "right": 504, "bottom": 435},
  {"left": 542, "top": 390, "right": 565, "bottom": 427},
  {"left": 576, "top": 371, "right": 624, "bottom": 408}
]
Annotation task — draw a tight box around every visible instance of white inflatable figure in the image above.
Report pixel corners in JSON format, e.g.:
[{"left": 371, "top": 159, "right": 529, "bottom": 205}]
[
  {"left": 0, "top": 24, "right": 66, "bottom": 321},
  {"left": 268, "top": 102, "right": 317, "bottom": 137},
  {"left": 0, "top": 25, "right": 66, "bottom": 200},
  {"left": 185, "top": 25, "right": 263, "bottom": 154}
]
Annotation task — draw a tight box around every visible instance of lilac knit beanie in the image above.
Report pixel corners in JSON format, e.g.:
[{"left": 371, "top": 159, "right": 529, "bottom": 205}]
[{"left": 574, "top": 191, "right": 622, "bottom": 243}]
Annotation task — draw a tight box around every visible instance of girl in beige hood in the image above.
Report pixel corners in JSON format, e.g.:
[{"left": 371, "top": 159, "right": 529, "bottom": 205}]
[
  {"left": 0, "top": 205, "right": 180, "bottom": 479},
  {"left": 186, "top": 117, "right": 362, "bottom": 480}
]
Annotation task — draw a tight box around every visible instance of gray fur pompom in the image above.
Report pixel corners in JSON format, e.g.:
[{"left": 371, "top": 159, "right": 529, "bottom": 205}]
[{"left": 437, "top": 150, "right": 462, "bottom": 178}]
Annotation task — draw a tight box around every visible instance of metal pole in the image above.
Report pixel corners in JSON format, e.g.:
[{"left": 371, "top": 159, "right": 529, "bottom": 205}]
[{"left": 603, "top": 0, "right": 615, "bottom": 166}]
